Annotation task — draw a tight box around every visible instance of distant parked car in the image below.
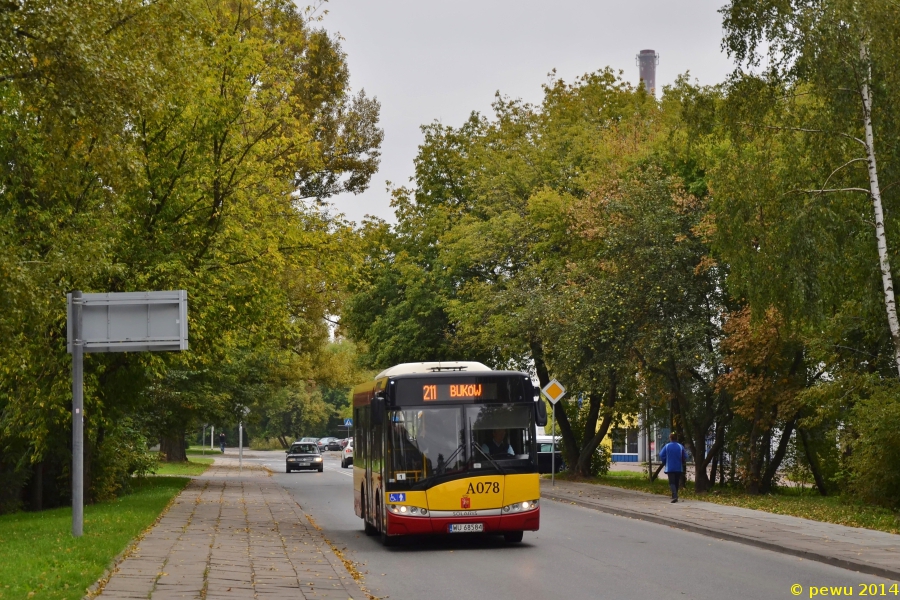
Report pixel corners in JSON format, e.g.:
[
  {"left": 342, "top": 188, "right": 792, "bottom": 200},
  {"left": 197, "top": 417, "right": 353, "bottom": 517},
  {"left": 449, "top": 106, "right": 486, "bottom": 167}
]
[
  {"left": 285, "top": 442, "right": 323, "bottom": 473},
  {"left": 341, "top": 439, "right": 353, "bottom": 468},
  {"left": 318, "top": 437, "right": 341, "bottom": 451},
  {"left": 536, "top": 435, "right": 564, "bottom": 474},
  {"left": 298, "top": 437, "right": 319, "bottom": 444}
]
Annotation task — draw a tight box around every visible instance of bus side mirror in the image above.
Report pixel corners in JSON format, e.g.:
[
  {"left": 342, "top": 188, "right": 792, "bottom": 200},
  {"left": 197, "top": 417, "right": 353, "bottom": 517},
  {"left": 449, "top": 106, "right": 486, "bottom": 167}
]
[
  {"left": 535, "top": 399, "right": 548, "bottom": 427},
  {"left": 372, "top": 391, "right": 386, "bottom": 421}
]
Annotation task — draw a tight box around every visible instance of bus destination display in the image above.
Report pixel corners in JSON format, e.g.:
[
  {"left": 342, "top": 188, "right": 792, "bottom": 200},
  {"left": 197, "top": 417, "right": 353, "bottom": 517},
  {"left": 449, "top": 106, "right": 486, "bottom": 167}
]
[{"left": 422, "top": 382, "right": 498, "bottom": 402}]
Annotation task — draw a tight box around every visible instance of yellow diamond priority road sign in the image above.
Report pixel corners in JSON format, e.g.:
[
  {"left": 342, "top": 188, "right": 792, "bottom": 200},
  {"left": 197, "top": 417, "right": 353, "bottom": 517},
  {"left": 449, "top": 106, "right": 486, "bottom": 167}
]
[{"left": 541, "top": 379, "right": 566, "bottom": 405}]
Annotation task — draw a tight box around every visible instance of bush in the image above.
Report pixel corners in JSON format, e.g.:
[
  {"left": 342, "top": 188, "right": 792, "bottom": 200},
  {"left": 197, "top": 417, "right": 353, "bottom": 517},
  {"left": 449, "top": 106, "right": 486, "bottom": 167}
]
[
  {"left": 846, "top": 384, "right": 900, "bottom": 510},
  {"left": 92, "top": 419, "right": 158, "bottom": 502},
  {"left": 591, "top": 444, "right": 611, "bottom": 477}
]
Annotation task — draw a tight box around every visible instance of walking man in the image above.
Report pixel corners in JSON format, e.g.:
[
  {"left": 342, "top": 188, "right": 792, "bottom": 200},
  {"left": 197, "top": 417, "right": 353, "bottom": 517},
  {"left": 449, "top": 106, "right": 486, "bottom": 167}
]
[
  {"left": 658, "top": 432, "right": 687, "bottom": 503},
  {"left": 219, "top": 431, "right": 226, "bottom": 453}
]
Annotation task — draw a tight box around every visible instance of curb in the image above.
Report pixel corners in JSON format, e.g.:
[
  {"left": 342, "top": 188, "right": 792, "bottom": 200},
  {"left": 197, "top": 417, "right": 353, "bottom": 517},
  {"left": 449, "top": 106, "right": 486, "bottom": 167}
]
[{"left": 542, "top": 490, "right": 900, "bottom": 582}]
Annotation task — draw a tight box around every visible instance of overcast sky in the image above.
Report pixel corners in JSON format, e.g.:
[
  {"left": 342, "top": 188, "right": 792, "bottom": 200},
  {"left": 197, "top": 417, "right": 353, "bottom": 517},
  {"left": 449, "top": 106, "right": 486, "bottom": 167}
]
[{"left": 317, "top": 0, "right": 735, "bottom": 224}]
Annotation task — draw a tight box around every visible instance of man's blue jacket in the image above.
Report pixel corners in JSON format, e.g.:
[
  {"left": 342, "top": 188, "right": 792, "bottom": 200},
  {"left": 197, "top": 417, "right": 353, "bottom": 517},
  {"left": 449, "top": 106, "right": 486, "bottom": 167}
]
[{"left": 659, "top": 441, "right": 687, "bottom": 474}]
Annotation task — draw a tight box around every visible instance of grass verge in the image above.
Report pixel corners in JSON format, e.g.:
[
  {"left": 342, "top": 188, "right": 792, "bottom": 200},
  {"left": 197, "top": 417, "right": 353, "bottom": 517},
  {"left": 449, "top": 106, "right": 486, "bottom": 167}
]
[
  {"left": 0, "top": 477, "right": 189, "bottom": 600},
  {"left": 548, "top": 470, "right": 900, "bottom": 535},
  {"left": 153, "top": 455, "right": 213, "bottom": 477},
  {"left": 186, "top": 445, "right": 219, "bottom": 456}
]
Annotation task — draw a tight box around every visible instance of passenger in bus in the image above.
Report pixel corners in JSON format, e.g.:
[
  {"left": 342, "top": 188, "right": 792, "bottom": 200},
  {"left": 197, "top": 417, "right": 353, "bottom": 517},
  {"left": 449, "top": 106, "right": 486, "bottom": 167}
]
[{"left": 481, "top": 428, "right": 514, "bottom": 456}]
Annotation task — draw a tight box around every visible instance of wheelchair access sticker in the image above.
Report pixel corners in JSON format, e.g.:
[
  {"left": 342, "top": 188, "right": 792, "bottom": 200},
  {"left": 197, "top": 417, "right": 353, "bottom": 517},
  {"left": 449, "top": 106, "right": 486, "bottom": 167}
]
[{"left": 389, "top": 493, "right": 406, "bottom": 502}]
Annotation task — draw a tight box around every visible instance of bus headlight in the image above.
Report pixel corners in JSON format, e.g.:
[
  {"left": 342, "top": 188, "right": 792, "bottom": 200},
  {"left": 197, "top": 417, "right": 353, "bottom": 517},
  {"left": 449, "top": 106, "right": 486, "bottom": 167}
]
[
  {"left": 388, "top": 504, "right": 429, "bottom": 517},
  {"left": 502, "top": 499, "right": 539, "bottom": 513}
]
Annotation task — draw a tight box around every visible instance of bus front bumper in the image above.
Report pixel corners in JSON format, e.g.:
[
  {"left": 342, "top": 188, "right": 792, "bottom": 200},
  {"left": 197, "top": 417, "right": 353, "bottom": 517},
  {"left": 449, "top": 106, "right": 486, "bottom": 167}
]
[{"left": 385, "top": 507, "right": 540, "bottom": 536}]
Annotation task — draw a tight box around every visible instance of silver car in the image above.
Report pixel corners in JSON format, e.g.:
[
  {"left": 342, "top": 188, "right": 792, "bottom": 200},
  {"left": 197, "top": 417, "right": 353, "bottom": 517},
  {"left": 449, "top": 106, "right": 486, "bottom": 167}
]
[{"left": 285, "top": 442, "right": 323, "bottom": 473}]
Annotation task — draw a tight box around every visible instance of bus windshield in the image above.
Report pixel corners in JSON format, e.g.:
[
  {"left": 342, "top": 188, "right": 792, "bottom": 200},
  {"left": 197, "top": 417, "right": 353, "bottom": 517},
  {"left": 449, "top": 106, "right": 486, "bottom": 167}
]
[
  {"left": 467, "top": 404, "right": 533, "bottom": 459},
  {"left": 386, "top": 404, "right": 535, "bottom": 490}
]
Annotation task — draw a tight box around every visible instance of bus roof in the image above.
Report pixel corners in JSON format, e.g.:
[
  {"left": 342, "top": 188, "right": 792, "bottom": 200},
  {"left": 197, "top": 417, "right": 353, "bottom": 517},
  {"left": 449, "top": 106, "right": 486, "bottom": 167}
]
[{"left": 374, "top": 361, "right": 491, "bottom": 379}]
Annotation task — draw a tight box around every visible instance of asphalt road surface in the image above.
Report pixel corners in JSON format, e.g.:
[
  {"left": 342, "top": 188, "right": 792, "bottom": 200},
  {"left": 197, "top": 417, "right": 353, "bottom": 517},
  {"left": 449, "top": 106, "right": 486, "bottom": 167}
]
[{"left": 241, "top": 451, "right": 895, "bottom": 600}]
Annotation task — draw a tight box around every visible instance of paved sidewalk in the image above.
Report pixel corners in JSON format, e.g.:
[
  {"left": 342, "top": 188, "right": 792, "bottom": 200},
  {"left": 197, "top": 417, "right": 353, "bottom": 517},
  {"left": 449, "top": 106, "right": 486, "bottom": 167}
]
[
  {"left": 541, "top": 479, "right": 899, "bottom": 581},
  {"left": 96, "top": 462, "right": 366, "bottom": 600}
]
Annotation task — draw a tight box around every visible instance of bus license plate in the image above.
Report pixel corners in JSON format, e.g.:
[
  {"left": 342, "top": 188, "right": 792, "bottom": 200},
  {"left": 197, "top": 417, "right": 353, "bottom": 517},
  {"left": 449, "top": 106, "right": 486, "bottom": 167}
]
[{"left": 448, "top": 523, "right": 483, "bottom": 533}]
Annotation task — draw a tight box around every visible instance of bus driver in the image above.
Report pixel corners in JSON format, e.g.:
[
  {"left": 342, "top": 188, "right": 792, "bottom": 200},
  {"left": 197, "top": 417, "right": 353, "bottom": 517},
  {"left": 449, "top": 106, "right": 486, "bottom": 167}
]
[{"left": 482, "top": 428, "right": 514, "bottom": 456}]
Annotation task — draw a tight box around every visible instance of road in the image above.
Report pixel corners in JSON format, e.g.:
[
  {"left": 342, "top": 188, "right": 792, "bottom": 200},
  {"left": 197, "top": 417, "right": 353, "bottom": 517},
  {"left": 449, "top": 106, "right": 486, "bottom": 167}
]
[{"left": 239, "top": 450, "right": 895, "bottom": 600}]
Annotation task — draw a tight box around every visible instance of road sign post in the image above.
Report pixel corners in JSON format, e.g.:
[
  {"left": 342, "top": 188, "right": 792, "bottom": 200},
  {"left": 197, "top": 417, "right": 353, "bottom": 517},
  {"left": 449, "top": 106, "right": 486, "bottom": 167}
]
[
  {"left": 67, "top": 290, "right": 188, "bottom": 537},
  {"left": 541, "top": 379, "right": 567, "bottom": 487},
  {"left": 344, "top": 418, "right": 353, "bottom": 439}
]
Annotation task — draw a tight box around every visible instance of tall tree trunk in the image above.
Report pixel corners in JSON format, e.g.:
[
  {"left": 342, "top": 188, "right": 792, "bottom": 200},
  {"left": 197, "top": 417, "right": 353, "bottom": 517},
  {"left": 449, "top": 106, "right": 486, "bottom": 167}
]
[
  {"left": 693, "top": 455, "right": 711, "bottom": 492},
  {"left": 860, "top": 40, "right": 900, "bottom": 377},
  {"left": 708, "top": 418, "right": 727, "bottom": 488},
  {"left": 160, "top": 430, "right": 187, "bottom": 462},
  {"left": 574, "top": 372, "right": 617, "bottom": 476},
  {"left": 759, "top": 414, "right": 798, "bottom": 494},
  {"left": 530, "top": 340, "right": 579, "bottom": 470},
  {"left": 746, "top": 401, "right": 764, "bottom": 494},
  {"left": 669, "top": 378, "right": 707, "bottom": 492},
  {"left": 798, "top": 427, "right": 828, "bottom": 496}
]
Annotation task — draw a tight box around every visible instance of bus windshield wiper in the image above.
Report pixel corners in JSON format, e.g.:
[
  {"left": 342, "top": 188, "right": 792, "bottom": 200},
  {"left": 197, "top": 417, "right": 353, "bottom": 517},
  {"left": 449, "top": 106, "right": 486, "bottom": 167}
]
[
  {"left": 435, "top": 442, "right": 466, "bottom": 475},
  {"left": 472, "top": 440, "right": 507, "bottom": 475}
]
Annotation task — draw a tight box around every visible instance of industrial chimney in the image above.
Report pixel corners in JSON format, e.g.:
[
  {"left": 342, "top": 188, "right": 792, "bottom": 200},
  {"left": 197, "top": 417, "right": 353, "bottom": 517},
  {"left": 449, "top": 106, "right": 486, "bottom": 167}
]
[{"left": 636, "top": 49, "right": 659, "bottom": 95}]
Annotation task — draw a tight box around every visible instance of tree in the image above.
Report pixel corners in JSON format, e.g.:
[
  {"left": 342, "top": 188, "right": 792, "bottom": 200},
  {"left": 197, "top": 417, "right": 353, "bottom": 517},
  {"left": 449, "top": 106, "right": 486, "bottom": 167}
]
[
  {"left": 720, "top": 0, "right": 900, "bottom": 377},
  {"left": 0, "top": 0, "right": 381, "bottom": 507},
  {"left": 718, "top": 307, "right": 807, "bottom": 493},
  {"left": 346, "top": 70, "right": 700, "bottom": 477}
]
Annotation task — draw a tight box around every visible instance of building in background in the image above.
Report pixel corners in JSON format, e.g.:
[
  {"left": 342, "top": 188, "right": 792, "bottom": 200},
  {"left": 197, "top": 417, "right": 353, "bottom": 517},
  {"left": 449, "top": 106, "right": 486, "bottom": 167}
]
[{"left": 636, "top": 49, "right": 659, "bottom": 95}]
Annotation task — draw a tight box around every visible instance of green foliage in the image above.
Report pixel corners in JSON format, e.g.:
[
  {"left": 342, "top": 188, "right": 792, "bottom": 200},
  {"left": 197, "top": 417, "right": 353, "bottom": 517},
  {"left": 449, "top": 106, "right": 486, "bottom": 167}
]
[
  {"left": 590, "top": 444, "right": 611, "bottom": 477},
  {"left": 846, "top": 382, "right": 900, "bottom": 509},
  {"left": 344, "top": 68, "right": 732, "bottom": 483},
  {"left": 0, "top": 0, "right": 381, "bottom": 508},
  {"left": 91, "top": 419, "right": 159, "bottom": 502},
  {"left": 716, "top": 0, "right": 900, "bottom": 375}
]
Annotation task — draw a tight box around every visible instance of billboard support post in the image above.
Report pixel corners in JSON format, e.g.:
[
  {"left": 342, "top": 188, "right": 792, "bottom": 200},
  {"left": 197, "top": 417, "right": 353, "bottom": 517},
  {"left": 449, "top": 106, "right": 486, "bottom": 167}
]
[
  {"left": 67, "top": 290, "right": 188, "bottom": 537},
  {"left": 71, "top": 291, "right": 84, "bottom": 537}
]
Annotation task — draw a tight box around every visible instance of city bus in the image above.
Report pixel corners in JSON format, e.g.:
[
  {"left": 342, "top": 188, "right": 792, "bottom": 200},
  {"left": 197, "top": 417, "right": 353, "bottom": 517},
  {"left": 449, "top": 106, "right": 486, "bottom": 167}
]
[{"left": 352, "top": 361, "right": 548, "bottom": 545}]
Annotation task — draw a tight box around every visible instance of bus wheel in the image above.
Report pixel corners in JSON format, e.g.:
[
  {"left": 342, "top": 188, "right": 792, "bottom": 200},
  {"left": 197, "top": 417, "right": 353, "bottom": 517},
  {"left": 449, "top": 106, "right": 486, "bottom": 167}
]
[{"left": 503, "top": 531, "right": 524, "bottom": 543}]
